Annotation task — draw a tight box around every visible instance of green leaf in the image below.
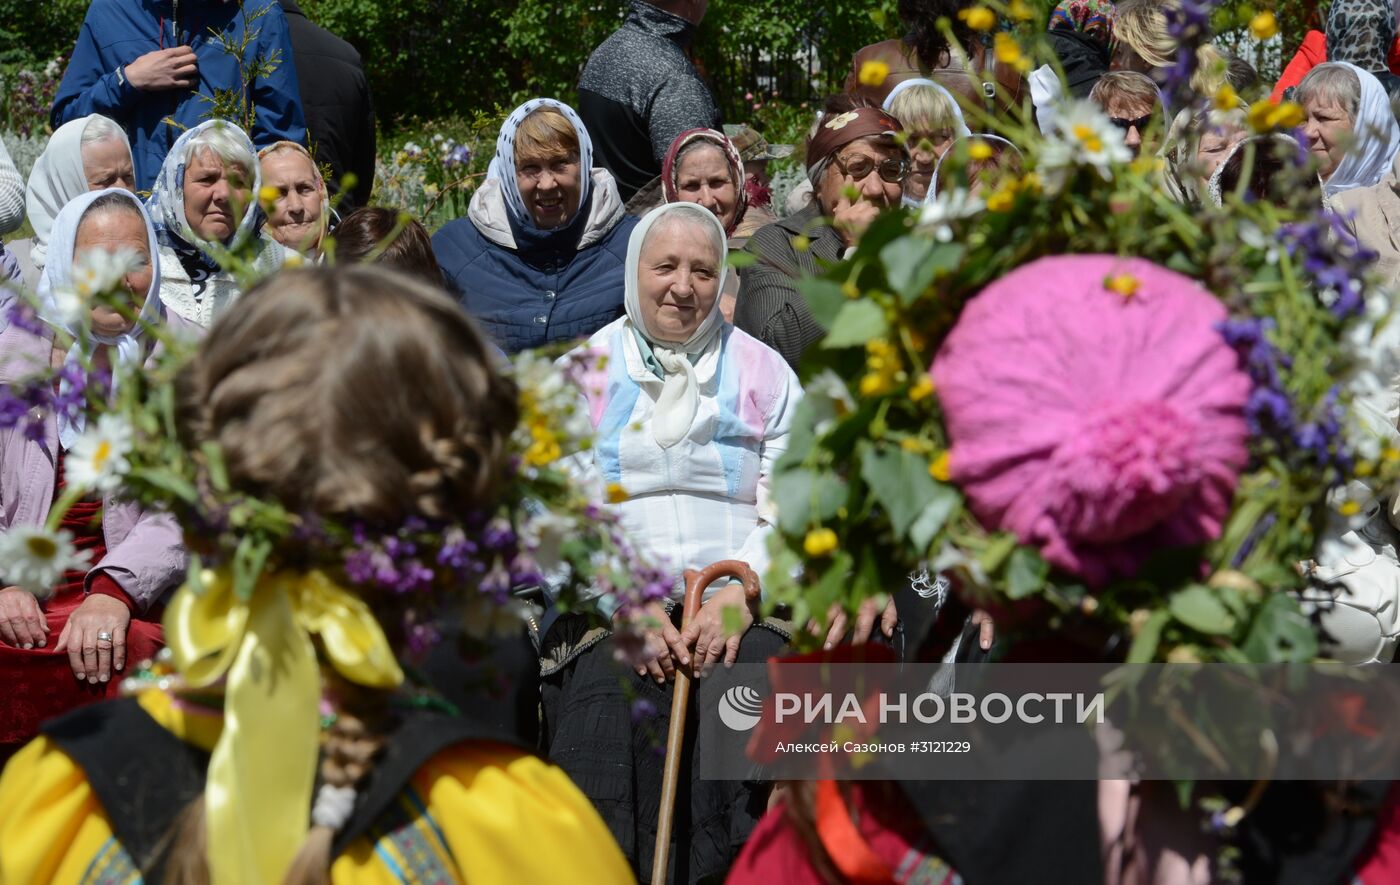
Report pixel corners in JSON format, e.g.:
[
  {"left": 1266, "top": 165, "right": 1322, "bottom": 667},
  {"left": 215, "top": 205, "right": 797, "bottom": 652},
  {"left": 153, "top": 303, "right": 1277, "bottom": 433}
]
[
  {"left": 880, "top": 238, "right": 963, "bottom": 305},
  {"left": 726, "top": 250, "right": 758, "bottom": 269},
  {"left": 202, "top": 442, "right": 230, "bottom": 493},
  {"left": 858, "top": 444, "right": 939, "bottom": 541},
  {"left": 231, "top": 535, "right": 273, "bottom": 602},
  {"left": 125, "top": 467, "right": 200, "bottom": 503},
  {"left": 1242, "top": 592, "right": 1319, "bottom": 662},
  {"left": 908, "top": 483, "right": 960, "bottom": 551},
  {"left": 978, "top": 532, "right": 1019, "bottom": 574},
  {"left": 821, "top": 300, "right": 889, "bottom": 349},
  {"left": 771, "top": 468, "right": 847, "bottom": 535},
  {"left": 1169, "top": 585, "right": 1237, "bottom": 635},
  {"left": 1127, "top": 610, "right": 1170, "bottom": 663},
  {"left": 1005, "top": 546, "right": 1049, "bottom": 599},
  {"left": 799, "top": 278, "right": 848, "bottom": 329}
]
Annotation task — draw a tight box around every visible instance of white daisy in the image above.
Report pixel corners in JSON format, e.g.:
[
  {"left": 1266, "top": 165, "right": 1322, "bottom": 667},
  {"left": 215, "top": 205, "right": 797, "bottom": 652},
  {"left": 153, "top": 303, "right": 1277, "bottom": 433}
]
[
  {"left": 0, "top": 526, "right": 91, "bottom": 597},
  {"left": 918, "top": 186, "right": 986, "bottom": 242},
  {"left": 1039, "top": 100, "right": 1133, "bottom": 188},
  {"left": 65, "top": 413, "right": 134, "bottom": 494},
  {"left": 46, "top": 247, "right": 143, "bottom": 330}
]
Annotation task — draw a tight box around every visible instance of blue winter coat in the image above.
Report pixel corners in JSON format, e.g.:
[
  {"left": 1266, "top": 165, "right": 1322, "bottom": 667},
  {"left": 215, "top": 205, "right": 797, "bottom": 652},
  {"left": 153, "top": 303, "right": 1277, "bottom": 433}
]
[
  {"left": 51, "top": 0, "right": 307, "bottom": 191},
  {"left": 433, "top": 170, "right": 638, "bottom": 354}
]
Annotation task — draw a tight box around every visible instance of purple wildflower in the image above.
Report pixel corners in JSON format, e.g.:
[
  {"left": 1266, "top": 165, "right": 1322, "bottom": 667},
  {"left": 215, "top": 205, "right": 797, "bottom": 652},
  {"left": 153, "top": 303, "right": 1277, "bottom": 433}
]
[
  {"left": 631, "top": 697, "right": 659, "bottom": 723},
  {"left": 5, "top": 301, "right": 47, "bottom": 337},
  {"left": 443, "top": 144, "right": 472, "bottom": 169}
]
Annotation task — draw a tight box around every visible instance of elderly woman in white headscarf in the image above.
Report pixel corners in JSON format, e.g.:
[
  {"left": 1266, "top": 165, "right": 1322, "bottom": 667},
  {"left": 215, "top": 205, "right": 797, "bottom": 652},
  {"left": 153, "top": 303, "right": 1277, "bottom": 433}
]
[
  {"left": 1302, "top": 63, "right": 1400, "bottom": 286},
  {"left": 0, "top": 189, "right": 187, "bottom": 750},
  {"left": 145, "top": 120, "right": 288, "bottom": 327},
  {"left": 542, "top": 201, "right": 801, "bottom": 881},
  {"left": 10, "top": 115, "right": 134, "bottom": 289}
]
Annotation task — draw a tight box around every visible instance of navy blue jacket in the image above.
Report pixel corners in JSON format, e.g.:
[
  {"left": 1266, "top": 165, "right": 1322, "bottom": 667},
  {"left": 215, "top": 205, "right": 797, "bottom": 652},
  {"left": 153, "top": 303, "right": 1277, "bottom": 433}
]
[
  {"left": 433, "top": 173, "right": 638, "bottom": 354},
  {"left": 51, "top": 0, "right": 307, "bottom": 191}
]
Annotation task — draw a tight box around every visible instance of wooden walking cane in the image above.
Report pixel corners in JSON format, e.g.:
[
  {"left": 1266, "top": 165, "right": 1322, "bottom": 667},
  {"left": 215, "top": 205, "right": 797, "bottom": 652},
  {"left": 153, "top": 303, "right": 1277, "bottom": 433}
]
[{"left": 651, "top": 559, "right": 761, "bottom": 885}]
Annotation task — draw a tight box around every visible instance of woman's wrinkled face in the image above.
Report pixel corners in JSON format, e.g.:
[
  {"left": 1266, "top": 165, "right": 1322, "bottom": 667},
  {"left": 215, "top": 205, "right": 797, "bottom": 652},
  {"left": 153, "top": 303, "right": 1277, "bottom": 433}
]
[
  {"left": 183, "top": 148, "right": 251, "bottom": 242},
  {"left": 904, "top": 129, "right": 955, "bottom": 203},
  {"left": 1302, "top": 96, "right": 1354, "bottom": 180},
  {"left": 637, "top": 219, "right": 721, "bottom": 343},
  {"left": 516, "top": 149, "right": 582, "bottom": 230},
  {"left": 818, "top": 137, "right": 905, "bottom": 215},
  {"left": 81, "top": 138, "right": 135, "bottom": 192},
  {"left": 74, "top": 209, "right": 153, "bottom": 336},
  {"left": 261, "top": 150, "right": 324, "bottom": 252},
  {"left": 1195, "top": 125, "right": 1246, "bottom": 184},
  {"left": 675, "top": 144, "right": 739, "bottom": 229}
]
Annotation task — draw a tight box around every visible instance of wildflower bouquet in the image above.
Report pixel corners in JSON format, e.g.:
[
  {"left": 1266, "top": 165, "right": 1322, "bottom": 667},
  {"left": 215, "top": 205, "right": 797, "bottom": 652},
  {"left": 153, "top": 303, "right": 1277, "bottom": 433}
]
[
  {"left": 760, "top": 5, "right": 1385, "bottom": 670},
  {"left": 0, "top": 240, "right": 668, "bottom": 656}
]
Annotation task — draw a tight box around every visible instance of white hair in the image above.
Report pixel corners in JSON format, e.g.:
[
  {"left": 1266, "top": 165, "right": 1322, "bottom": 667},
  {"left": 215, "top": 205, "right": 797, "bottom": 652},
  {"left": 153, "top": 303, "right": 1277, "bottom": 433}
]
[
  {"left": 80, "top": 115, "right": 126, "bottom": 147},
  {"left": 645, "top": 202, "right": 726, "bottom": 265},
  {"left": 185, "top": 124, "right": 257, "bottom": 178}
]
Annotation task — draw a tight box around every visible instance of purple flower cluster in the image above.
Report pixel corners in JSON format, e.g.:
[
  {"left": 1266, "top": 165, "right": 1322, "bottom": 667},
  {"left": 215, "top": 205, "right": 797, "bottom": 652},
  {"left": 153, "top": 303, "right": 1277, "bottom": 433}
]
[
  {"left": 1217, "top": 317, "right": 1351, "bottom": 477},
  {"left": 443, "top": 144, "right": 472, "bottom": 170},
  {"left": 1156, "top": 0, "right": 1215, "bottom": 109},
  {"left": 0, "top": 360, "right": 98, "bottom": 441},
  {"left": 1279, "top": 212, "right": 1377, "bottom": 320}
]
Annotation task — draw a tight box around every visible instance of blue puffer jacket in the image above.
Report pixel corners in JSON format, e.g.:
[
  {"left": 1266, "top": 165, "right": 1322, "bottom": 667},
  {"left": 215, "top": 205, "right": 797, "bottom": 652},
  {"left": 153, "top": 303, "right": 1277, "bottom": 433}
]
[
  {"left": 433, "top": 169, "right": 638, "bottom": 354},
  {"left": 51, "top": 0, "right": 307, "bottom": 191}
]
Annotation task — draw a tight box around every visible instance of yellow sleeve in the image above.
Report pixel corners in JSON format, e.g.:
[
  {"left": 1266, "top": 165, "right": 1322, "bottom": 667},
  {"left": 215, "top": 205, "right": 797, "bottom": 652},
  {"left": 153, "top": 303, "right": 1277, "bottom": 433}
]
[
  {"left": 0, "top": 737, "right": 120, "bottom": 885},
  {"left": 332, "top": 742, "right": 635, "bottom": 885}
]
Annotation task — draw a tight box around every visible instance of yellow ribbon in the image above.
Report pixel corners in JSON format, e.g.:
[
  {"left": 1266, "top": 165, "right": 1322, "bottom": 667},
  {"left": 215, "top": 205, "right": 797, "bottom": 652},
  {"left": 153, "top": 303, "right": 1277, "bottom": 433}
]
[{"left": 164, "top": 568, "right": 405, "bottom": 885}]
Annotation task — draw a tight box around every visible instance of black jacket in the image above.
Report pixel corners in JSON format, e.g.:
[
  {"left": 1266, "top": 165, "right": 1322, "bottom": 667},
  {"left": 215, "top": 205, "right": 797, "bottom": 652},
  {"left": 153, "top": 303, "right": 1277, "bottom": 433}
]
[
  {"left": 577, "top": 1, "right": 720, "bottom": 203},
  {"left": 278, "top": 0, "right": 375, "bottom": 209}
]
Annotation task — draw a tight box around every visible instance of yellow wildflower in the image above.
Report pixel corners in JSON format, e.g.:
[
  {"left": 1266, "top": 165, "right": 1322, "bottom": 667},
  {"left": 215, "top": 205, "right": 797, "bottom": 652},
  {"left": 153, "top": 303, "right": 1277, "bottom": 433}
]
[
  {"left": 1355, "top": 459, "right": 1376, "bottom": 477},
  {"left": 1249, "top": 10, "right": 1278, "bottom": 41},
  {"left": 804, "top": 527, "right": 840, "bottom": 558},
  {"left": 901, "top": 436, "right": 934, "bottom": 453},
  {"left": 858, "top": 60, "right": 891, "bottom": 87},
  {"left": 985, "top": 184, "right": 1016, "bottom": 212},
  {"left": 842, "top": 280, "right": 860, "bottom": 299},
  {"left": 1247, "top": 99, "right": 1304, "bottom": 132},
  {"left": 793, "top": 234, "right": 810, "bottom": 252},
  {"left": 1008, "top": 0, "right": 1034, "bottom": 21},
  {"left": 257, "top": 185, "right": 280, "bottom": 208},
  {"left": 1104, "top": 273, "right": 1140, "bottom": 298},
  {"left": 1383, "top": 446, "right": 1400, "bottom": 462},
  {"left": 1018, "top": 171, "right": 1043, "bottom": 193},
  {"left": 1213, "top": 84, "right": 1241, "bottom": 111},
  {"left": 859, "top": 371, "right": 896, "bottom": 397},
  {"left": 929, "top": 451, "right": 951, "bottom": 482},
  {"left": 606, "top": 482, "right": 629, "bottom": 504},
  {"left": 909, "top": 375, "right": 935, "bottom": 402},
  {"left": 958, "top": 6, "right": 996, "bottom": 31},
  {"left": 1338, "top": 500, "right": 1362, "bottom": 517},
  {"left": 993, "top": 32, "right": 1031, "bottom": 73},
  {"left": 968, "top": 139, "right": 995, "bottom": 162}
]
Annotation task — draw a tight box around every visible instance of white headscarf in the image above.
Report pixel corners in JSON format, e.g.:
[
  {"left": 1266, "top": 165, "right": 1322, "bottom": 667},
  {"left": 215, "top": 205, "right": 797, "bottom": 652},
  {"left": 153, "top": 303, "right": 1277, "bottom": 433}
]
[
  {"left": 25, "top": 115, "right": 132, "bottom": 269},
  {"left": 1322, "top": 62, "right": 1400, "bottom": 196},
  {"left": 145, "top": 119, "right": 264, "bottom": 257},
  {"left": 623, "top": 203, "right": 729, "bottom": 448},
  {"left": 486, "top": 98, "right": 594, "bottom": 228},
  {"left": 882, "top": 78, "right": 972, "bottom": 137},
  {"left": 927, "top": 134, "right": 1023, "bottom": 202},
  {"left": 36, "top": 188, "right": 164, "bottom": 448}
]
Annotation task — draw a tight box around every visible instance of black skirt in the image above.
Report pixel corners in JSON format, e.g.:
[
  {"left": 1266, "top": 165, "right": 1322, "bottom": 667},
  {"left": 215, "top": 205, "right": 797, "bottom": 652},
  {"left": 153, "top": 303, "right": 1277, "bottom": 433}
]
[{"left": 541, "top": 614, "right": 787, "bottom": 885}]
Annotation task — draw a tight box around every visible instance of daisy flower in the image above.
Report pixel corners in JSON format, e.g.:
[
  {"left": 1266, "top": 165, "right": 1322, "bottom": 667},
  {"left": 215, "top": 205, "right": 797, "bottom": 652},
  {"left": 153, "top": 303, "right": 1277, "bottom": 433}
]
[
  {"left": 65, "top": 413, "right": 134, "bottom": 494},
  {"left": 919, "top": 186, "right": 986, "bottom": 242},
  {"left": 0, "top": 526, "right": 91, "bottom": 597},
  {"left": 1039, "top": 100, "right": 1133, "bottom": 188}
]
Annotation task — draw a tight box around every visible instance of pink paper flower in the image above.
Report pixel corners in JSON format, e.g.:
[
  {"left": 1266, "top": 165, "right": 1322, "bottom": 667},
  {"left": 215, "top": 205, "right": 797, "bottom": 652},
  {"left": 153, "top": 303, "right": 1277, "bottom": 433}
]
[{"left": 931, "top": 254, "right": 1251, "bottom": 587}]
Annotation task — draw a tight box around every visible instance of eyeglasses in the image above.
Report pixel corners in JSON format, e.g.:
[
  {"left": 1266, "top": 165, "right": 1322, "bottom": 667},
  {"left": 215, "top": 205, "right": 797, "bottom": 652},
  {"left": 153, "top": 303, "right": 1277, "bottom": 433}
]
[
  {"left": 518, "top": 155, "right": 580, "bottom": 182},
  {"left": 832, "top": 152, "right": 908, "bottom": 184},
  {"left": 1109, "top": 115, "right": 1154, "bottom": 133}
]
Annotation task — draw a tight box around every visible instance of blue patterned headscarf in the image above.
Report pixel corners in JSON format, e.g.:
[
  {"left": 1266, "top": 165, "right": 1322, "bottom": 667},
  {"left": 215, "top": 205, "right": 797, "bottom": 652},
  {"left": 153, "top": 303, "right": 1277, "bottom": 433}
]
[
  {"left": 144, "top": 120, "right": 263, "bottom": 296},
  {"left": 486, "top": 99, "right": 595, "bottom": 228}
]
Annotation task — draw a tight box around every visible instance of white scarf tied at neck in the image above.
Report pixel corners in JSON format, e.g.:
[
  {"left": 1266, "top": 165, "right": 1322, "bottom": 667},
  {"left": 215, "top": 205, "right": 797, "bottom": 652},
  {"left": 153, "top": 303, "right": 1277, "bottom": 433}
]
[
  {"left": 36, "top": 188, "right": 165, "bottom": 449},
  {"left": 622, "top": 203, "right": 730, "bottom": 448}
]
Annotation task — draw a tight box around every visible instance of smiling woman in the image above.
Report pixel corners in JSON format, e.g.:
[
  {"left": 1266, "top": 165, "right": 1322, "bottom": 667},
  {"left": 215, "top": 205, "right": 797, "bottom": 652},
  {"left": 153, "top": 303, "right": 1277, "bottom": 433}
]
[
  {"left": 144, "top": 120, "right": 291, "bottom": 328},
  {"left": 257, "top": 141, "right": 330, "bottom": 258}
]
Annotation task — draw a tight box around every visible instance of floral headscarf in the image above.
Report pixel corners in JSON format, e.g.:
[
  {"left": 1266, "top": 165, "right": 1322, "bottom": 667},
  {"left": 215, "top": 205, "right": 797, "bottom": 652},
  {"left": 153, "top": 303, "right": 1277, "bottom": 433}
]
[
  {"left": 144, "top": 120, "right": 263, "bottom": 298},
  {"left": 486, "top": 98, "right": 595, "bottom": 229},
  {"left": 660, "top": 128, "right": 748, "bottom": 236},
  {"left": 1050, "top": 0, "right": 1119, "bottom": 54}
]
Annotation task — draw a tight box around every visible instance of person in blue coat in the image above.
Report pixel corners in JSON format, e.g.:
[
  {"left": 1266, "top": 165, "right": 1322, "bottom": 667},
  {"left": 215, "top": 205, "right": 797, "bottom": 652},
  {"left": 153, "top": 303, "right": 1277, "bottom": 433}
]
[
  {"left": 432, "top": 99, "right": 639, "bottom": 354},
  {"left": 50, "top": 0, "right": 307, "bottom": 192}
]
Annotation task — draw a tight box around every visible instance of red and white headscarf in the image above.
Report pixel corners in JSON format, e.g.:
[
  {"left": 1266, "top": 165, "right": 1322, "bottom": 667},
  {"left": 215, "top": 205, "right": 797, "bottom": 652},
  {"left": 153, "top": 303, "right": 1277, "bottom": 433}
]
[{"left": 660, "top": 128, "right": 748, "bottom": 236}]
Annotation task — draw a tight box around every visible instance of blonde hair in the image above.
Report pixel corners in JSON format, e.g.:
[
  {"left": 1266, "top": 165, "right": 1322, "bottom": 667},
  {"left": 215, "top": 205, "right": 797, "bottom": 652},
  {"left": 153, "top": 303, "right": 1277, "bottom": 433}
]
[
  {"left": 887, "top": 84, "right": 962, "bottom": 139},
  {"left": 514, "top": 107, "right": 581, "bottom": 166},
  {"left": 1090, "top": 71, "right": 1162, "bottom": 109},
  {"left": 1116, "top": 0, "right": 1228, "bottom": 94}
]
